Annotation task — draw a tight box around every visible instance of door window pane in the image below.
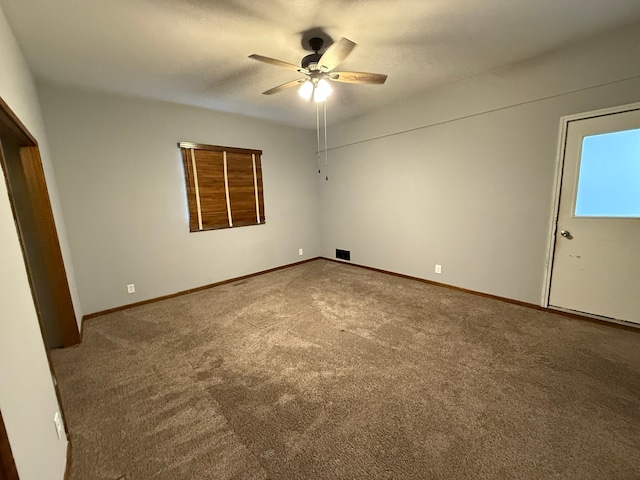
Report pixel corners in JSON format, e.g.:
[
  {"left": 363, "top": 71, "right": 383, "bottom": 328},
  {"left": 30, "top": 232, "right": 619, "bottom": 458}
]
[{"left": 575, "top": 128, "right": 640, "bottom": 217}]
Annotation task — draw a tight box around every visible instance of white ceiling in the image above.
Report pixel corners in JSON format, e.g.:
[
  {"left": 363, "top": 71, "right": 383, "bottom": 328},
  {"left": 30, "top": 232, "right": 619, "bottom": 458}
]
[{"left": 3, "top": 0, "right": 640, "bottom": 128}]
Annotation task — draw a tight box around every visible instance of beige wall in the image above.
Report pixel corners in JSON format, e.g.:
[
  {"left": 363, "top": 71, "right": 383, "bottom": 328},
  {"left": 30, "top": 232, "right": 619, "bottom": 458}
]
[
  {"left": 320, "top": 22, "right": 640, "bottom": 304},
  {"left": 3, "top": 8, "right": 639, "bottom": 480},
  {"left": 38, "top": 84, "right": 321, "bottom": 315},
  {"left": 0, "top": 6, "right": 74, "bottom": 480}
]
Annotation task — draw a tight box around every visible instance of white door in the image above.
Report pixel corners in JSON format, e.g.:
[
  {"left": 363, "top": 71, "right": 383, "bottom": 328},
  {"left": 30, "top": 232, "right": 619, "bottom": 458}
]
[{"left": 548, "top": 106, "right": 640, "bottom": 324}]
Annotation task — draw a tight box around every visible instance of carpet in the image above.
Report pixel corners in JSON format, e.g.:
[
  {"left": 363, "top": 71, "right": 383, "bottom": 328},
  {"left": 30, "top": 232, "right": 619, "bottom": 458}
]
[{"left": 51, "top": 259, "right": 640, "bottom": 479}]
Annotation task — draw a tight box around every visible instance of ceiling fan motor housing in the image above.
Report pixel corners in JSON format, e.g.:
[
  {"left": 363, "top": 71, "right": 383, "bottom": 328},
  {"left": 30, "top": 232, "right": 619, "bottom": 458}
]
[
  {"left": 302, "top": 37, "right": 325, "bottom": 70},
  {"left": 308, "top": 37, "right": 324, "bottom": 51},
  {"left": 301, "top": 52, "right": 322, "bottom": 70}
]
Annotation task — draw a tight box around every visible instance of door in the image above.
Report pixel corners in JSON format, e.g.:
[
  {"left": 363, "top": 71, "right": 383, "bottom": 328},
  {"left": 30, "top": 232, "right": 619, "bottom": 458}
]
[{"left": 548, "top": 106, "right": 640, "bottom": 324}]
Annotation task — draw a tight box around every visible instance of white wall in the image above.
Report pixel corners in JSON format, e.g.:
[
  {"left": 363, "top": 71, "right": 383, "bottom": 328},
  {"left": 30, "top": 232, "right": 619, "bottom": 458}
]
[
  {"left": 38, "top": 83, "right": 321, "bottom": 315},
  {"left": 0, "top": 6, "right": 72, "bottom": 480},
  {"left": 320, "top": 22, "right": 640, "bottom": 304}
]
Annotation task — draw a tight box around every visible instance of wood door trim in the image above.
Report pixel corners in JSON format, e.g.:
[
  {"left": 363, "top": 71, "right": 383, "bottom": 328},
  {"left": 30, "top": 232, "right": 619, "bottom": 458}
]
[
  {"left": 0, "top": 412, "right": 19, "bottom": 480},
  {"left": 19, "top": 146, "right": 80, "bottom": 346},
  {"left": 0, "top": 96, "right": 36, "bottom": 146}
]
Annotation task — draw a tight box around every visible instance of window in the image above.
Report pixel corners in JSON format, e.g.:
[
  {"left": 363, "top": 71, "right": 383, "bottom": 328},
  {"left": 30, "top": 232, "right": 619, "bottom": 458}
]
[
  {"left": 179, "top": 142, "right": 265, "bottom": 231},
  {"left": 575, "top": 128, "right": 640, "bottom": 218}
]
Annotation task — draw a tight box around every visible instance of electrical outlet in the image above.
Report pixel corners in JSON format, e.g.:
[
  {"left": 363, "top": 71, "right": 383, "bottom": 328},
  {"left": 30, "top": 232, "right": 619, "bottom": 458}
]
[
  {"left": 435, "top": 264, "right": 442, "bottom": 274},
  {"left": 298, "top": 248, "right": 304, "bottom": 256},
  {"left": 53, "top": 412, "right": 64, "bottom": 440},
  {"left": 127, "top": 283, "right": 135, "bottom": 294}
]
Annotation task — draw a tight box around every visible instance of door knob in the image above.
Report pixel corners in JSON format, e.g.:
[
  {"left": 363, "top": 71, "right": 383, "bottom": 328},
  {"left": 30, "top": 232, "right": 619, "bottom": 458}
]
[{"left": 560, "top": 230, "right": 572, "bottom": 239}]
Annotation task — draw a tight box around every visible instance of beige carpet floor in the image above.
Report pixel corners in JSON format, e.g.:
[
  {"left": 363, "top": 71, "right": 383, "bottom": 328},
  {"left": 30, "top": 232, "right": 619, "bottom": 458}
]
[{"left": 51, "top": 259, "right": 640, "bottom": 479}]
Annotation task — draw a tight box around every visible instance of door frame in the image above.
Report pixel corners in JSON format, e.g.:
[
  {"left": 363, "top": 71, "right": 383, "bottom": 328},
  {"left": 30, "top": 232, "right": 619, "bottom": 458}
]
[
  {"left": 0, "top": 94, "right": 79, "bottom": 478},
  {"left": 0, "top": 95, "right": 80, "bottom": 346},
  {"left": 542, "top": 101, "right": 640, "bottom": 321}
]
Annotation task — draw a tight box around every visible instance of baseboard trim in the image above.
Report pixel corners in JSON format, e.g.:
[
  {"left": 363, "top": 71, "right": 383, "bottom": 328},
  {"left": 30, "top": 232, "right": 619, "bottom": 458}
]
[
  {"left": 64, "top": 439, "right": 72, "bottom": 480},
  {"left": 81, "top": 258, "right": 321, "bottom": 323},
  {"left": 322, "top": 257, "right": 640, "bottom": 333},
  {"left": 80, "top": 256, "right": 638, "bottom": 333}
]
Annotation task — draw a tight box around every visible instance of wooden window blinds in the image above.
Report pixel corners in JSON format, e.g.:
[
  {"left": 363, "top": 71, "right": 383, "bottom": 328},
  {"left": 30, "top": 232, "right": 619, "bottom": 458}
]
[{"left": 179, "top": 142, "right": 265, "bottom": 232}]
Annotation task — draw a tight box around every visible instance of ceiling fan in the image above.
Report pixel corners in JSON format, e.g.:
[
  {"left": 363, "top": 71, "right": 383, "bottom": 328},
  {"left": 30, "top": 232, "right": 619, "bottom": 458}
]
[{"left": 249, "top": 37, "right": 387, "bottom": 102}]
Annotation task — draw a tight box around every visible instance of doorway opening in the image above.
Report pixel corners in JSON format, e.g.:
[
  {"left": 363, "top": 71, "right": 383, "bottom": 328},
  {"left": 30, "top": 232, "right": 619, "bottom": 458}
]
[
  {"left": 0, "top": 95, "right": 80, "bottom": 478},
  {"left": 0, "top": 97, "right": 80, "bottom": 348}
]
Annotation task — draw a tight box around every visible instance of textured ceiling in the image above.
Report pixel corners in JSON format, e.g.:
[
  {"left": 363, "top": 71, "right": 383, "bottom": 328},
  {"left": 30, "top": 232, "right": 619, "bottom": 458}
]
[{"left": 3, "top": 0, "right": 640, "bottom": 128}]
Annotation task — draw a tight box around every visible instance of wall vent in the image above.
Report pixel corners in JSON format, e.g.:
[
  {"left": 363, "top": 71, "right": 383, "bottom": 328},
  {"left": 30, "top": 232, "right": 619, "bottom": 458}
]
[{"left": 336, "top": 249, "right": 351, "bottom": 261}]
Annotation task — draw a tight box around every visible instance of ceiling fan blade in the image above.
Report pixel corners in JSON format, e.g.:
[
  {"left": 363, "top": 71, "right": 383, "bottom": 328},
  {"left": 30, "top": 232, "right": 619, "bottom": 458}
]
[
  {"left": 329, "top": 71, "right": 388, "bottom": 84},
  {"left": 249, "top": 54, "right": 308, "bottom": 73},
  {"left": 262, "top": 79, "right": 305, "bottom": 95},
  {"left": 318, "top": 38, "right": 356, "bottom": 72}
]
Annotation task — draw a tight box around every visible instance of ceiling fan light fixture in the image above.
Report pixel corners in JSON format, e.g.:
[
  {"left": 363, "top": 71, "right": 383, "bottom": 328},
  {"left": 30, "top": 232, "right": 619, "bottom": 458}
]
[
  {"left": 298, "top": 80, "right": 314, "bottom": 100},
  {"left": 250, "top": 36, "right": 386, "bottom": 103},
  {"left": 314, "top": 78, "right": 332, "bottom": 102}
]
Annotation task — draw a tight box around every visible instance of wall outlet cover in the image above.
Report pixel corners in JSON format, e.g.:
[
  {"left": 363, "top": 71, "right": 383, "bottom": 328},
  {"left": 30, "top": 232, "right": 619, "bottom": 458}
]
[
  {"left": 298, "top": 248, "right": 304, "bottom": 256},
  {"left": 53, "top": 412, "right": 64, "bottom": 440},
  {"left": 127, "top": 283, "right": 135, "bottom": 293},
  {"left": 435, "top": 264, "right": 442, "bottom": 274}
]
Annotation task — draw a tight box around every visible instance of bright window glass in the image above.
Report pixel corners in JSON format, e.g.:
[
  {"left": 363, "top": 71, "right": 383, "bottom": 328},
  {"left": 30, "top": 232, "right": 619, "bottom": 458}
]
[{"left": 575, "top": 128, "right": 640, "bottom": 217}]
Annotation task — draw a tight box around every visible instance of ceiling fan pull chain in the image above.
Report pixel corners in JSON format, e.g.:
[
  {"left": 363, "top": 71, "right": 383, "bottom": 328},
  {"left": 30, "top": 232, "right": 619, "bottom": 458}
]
[
  {"left": 316, "top": 101, "right": 321, "bottom": 173},
  {"left": 324, "top": 100, "right": 328, "bottom": 169}
]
